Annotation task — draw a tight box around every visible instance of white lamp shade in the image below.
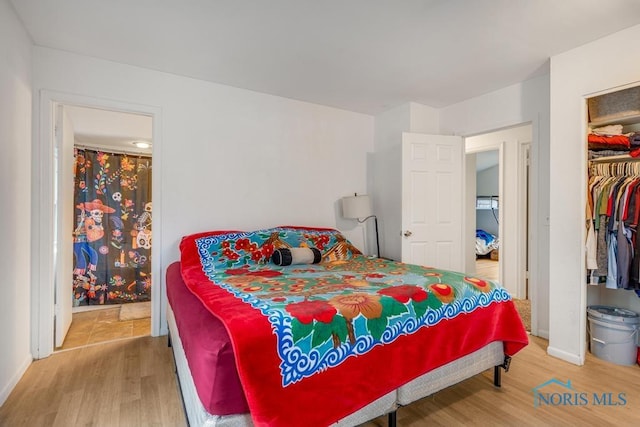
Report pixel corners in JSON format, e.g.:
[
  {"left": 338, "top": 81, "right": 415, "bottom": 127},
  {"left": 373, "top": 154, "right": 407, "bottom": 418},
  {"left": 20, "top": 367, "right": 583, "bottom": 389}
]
[{"left": 342, "top": 195, "right": 372, "bottom": 219}]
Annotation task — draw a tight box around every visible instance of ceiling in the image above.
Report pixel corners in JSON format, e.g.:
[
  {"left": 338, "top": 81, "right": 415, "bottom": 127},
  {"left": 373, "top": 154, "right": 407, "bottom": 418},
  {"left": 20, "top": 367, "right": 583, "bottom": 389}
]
[
  {"left": 65, "top": 106, "right": 153, "bottom": 154},
  {"left": 476, "top": 150, "right": 499, "bottom": 173},
  {"left": 12, "top": 0, "right": 640, "bottom": 115}
]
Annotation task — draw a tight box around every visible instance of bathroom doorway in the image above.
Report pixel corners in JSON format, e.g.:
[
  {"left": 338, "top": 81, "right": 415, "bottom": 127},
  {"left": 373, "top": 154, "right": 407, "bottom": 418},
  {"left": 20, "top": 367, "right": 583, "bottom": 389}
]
[{"left": 54, "top": 105, "right": 153, "bottom": 351}]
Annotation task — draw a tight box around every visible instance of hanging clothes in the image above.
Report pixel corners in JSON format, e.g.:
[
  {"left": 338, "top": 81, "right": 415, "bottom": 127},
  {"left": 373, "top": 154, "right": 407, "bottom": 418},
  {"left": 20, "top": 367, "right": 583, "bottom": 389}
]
[
  {"left": 72, "top": 148, "right": 153, "bottom": 306},
  {"left": 587, "top": 161, "right": 640, "bottom": 291}
]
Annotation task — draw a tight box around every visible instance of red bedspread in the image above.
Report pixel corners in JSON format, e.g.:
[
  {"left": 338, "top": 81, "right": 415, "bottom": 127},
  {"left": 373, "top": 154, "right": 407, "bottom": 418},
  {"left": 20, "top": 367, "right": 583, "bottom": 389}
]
[{"left": 180, "top": 228, "right": 528, "bottom": 426}]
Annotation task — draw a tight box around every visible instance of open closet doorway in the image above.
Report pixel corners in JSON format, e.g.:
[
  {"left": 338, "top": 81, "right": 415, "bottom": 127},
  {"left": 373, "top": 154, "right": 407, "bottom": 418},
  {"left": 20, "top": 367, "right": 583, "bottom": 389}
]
[
  {"left": 465, "top": 124, "right": 532, "bottom": 331},
  {"left": 54, "top": 105, "right": 154, "bottom": 351}
]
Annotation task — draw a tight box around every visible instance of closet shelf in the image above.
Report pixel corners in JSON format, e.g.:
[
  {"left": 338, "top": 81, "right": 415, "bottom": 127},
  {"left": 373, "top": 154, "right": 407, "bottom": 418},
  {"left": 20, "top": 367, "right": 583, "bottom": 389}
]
[
  {"left": 589, "top": 154, "right": 639, "bottom": 163},
  {"left": 589, "top": 112, "right": 640, "bottom": 128},
  {"left": 588, "top": 85, "right": 640, "bottom": 128}
]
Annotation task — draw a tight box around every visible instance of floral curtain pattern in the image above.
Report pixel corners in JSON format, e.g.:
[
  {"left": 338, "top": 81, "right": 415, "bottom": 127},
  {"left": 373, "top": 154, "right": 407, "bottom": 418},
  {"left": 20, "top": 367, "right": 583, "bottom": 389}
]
[{"left": 72, "top": 148, "right": 152, "bottom": 305}]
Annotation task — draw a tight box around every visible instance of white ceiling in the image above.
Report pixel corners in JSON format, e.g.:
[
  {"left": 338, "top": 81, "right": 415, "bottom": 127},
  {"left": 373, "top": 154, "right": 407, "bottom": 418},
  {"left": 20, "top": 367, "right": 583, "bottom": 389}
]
[
  {"left": 12, "top": 0, "right": 640, "bottom": 115},
  {"left": 64, "top": 106, "right": 153, "bottom": 154},
  {"left": 476, "top": 150, "right": 499, "bottom": 172}
]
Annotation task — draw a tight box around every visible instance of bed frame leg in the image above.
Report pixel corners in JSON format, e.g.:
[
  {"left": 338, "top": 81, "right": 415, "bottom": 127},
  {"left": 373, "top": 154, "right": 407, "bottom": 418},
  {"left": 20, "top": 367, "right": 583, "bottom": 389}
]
[
  {"left": 388, "top": 410, "right": 397, "bottom": 427},
  {"left": 494, "top": 355, "right": 512, "bottom": 387},
  {"left": 167, "top": 332, "right": 172, "bottom": 348}
]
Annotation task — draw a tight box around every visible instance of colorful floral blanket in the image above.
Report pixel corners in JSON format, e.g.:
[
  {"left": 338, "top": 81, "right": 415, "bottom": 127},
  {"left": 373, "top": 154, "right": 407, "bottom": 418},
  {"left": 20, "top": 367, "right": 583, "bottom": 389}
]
[{"left": 180, "top": 227, "right": 528, "bottom": 427}]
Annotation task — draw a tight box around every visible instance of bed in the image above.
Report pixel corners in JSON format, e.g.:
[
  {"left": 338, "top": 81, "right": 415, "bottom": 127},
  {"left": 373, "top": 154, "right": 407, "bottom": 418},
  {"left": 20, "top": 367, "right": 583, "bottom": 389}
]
[
  {"left": 168, "top": 226, "right": 528, "bottom": 426},
  {"left": 476, "top": 229, "right": 499, "bottom": 256}
]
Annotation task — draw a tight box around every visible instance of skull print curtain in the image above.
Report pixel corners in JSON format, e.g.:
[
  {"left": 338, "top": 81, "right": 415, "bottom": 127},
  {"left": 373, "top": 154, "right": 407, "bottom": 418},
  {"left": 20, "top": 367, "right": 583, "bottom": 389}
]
[{"left": 72, "top": 148, "right": 152, "bottom": 306}]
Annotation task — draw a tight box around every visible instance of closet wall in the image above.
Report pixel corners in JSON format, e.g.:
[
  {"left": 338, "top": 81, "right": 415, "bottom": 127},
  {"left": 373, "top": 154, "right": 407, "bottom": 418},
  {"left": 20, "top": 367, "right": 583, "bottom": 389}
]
[
  {"left": 549, "top": 23, "right": 640, "bottom": 365},
  {"left": 586, "top": 86, "right": 640, "bottom": 316}
]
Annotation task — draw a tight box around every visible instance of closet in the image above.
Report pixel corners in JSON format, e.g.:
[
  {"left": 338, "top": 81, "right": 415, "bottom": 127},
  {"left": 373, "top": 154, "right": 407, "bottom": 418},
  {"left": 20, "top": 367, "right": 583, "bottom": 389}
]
[{"left": 586, "top": 85, "right": 640, "bottom": 315}]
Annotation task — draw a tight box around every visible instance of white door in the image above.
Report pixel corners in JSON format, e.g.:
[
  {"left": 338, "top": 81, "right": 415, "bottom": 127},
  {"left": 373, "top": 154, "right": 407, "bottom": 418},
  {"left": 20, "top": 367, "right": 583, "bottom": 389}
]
[
  {"left": 54, "top": 104, "right": 75, "bottom": 348},
  {"left": 401, "top": 133, "right": 463, "bottom": 271}
]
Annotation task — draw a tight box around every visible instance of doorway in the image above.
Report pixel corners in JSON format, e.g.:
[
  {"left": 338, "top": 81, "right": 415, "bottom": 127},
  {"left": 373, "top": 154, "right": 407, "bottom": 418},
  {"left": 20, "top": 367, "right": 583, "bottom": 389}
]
[
  {"left": 465, "top": 124, "right": 532, "bottom": 304},
  {"left": 55, "top": 105, "right": 153, "bottom": 351},
  {"left": 32, "top": 91, "right": 162, "bottom": 359}
]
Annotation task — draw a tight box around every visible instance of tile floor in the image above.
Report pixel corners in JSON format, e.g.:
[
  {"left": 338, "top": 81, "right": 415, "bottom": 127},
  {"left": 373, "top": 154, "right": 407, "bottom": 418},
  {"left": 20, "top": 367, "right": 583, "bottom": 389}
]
[{"left": 57, "top": 305, "right": 150, "bottom": 351}]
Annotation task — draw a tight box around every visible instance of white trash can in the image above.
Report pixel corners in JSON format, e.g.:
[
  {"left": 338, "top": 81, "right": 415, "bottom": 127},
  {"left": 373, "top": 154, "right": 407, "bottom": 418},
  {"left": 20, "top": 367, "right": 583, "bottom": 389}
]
[{"left": 587, "top": 305, "right": 639, "bottom": 366}]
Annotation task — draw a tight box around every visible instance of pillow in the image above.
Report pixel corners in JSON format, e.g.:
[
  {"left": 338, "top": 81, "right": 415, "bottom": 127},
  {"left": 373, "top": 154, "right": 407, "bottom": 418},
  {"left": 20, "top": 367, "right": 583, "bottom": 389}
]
[
  {"left": 272, "top": 247, "right": 322, "bottom": 266},
  {"left": 181, "top": 226, "right": 363, "bottom": 272},
  {"left": 275, "top": 226, "right": 362, "bottom": 261}
]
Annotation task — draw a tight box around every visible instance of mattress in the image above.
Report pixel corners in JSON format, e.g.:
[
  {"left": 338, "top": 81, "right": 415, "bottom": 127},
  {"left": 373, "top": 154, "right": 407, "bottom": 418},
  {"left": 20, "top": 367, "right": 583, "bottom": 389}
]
[
  {"left": 167, "top": 261, "right": 396, "bottom": 426},
  {"left": 167, "top": 303, "right": 253, "bottom": 427},
  {"left": 167, "top": 261, "right": 513, "bottom": 426},
  {"left": 172, "top": 226, "right": 528, "bottom": 426},
  {"left": 166, "top": 261, "right": 248, "bottom": 415},
  {"left": 397, "top": 340, "right": 503, "bottom": 405}
]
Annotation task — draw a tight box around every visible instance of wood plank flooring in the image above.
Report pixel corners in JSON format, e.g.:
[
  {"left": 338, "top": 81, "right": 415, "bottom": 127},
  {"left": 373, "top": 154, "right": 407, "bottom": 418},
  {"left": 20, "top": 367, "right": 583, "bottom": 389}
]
[
  {"left": 0, "top": 336, "right": 186, "bottom": 427},
  {"left": 475, "top": 257, "right": 499, "bottom": 281},
  {"left": 2, "top": 336, "right": 640, "bottom": 426},
  {"left": 363, "top": 336, "right": 640, "bottom": 426}
]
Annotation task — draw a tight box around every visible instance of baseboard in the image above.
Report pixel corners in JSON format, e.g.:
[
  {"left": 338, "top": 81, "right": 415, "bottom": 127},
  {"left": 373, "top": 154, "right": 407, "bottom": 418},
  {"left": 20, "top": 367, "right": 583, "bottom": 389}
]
[
  {"left": 0, "top": 353, "right": 32, "bottom": 406},
  {"left": 547, "top": 345, "right": 584, "bottom": 366},
  {"left": 536, "top": 328, "right": 549, "bottom": 340}
]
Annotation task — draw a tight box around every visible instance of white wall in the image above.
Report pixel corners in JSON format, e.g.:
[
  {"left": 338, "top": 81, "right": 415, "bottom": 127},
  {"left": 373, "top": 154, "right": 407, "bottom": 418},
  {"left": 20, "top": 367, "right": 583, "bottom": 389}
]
[
  {"left": 440, "top": 74, "right": 550, "bottom": 338},
  {"left": 32, "top": 46, "right": 374, "bottom": 340},
  {"left": 409, "top": 102, "right": 440, "bottom": 135},
  {"left": 0, "top": 0, "right": 33, "bottom": 405},
  {"left": 549, "top": 23, "right": 640, "bottom": 365},
  {"left": 372, "top": 102, "right": 440, "bottom": 260},
  {"left": 372, "top": 104, "right": 409, "bottom": 260}
]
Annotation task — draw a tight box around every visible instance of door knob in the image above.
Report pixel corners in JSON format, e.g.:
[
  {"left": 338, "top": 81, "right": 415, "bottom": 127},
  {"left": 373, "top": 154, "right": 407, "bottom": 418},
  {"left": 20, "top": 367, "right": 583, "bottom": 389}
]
[{"left": 403, "top": 230, "right": 412, "bottom": 237}]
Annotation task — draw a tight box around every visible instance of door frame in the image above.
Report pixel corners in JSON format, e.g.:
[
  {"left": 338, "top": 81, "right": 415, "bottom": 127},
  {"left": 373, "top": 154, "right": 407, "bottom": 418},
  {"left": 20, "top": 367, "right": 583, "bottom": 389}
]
[
  {"left": 53, "top": 104, "right": 75, "bottom": 347},
  {"left": 463, "top": 121, "right": 542, "bottom": 338},
  {"left": 517, "top": 143, "right": 531, "bottom": 299},
  {"left": 464, "top": 124, "right": 531, "bottom": 301},
  {"left": 32, "top": 90, "right": 163, "bottom": 359}
]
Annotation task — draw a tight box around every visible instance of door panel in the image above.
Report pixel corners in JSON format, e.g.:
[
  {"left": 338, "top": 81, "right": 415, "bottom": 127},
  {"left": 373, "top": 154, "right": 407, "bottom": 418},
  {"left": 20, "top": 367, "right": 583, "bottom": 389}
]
[
  {"left": 402, "top": 133, "right": 463, "bottom": 271},
  {"left": 54, "top": 105, "right": 74, "bottom": 348}
]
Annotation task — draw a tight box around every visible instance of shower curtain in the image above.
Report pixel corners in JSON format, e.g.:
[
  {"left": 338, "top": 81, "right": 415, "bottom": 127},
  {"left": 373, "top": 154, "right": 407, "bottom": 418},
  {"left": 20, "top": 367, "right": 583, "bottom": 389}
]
[{"left": 72, "top": 148, "right": 152, "bottom": 306}]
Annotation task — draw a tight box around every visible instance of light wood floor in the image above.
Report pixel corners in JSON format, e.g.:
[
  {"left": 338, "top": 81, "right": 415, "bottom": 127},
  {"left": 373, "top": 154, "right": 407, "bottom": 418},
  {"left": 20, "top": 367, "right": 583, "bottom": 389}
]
[
  {"left": 476, "top": 257, "right": 499, "bottom": 281},
  {"left": 363, "top": 336, "right": 640, "bottom": 426},
  {"left": 2, "top": 335, "right": 639, "bottom": 426},
  {"left": 0, "top": 336, "right": 186, "bottom": 427}
]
